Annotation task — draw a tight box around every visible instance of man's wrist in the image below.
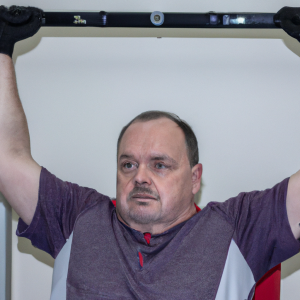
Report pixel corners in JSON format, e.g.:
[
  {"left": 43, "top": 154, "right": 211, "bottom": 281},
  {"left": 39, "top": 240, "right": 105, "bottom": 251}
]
[
  {"left": 0, "top": 43, "right": 15, "bottom": 58},
  {"left": 0, "top": 52, "right": 13, "bottom": 62}
]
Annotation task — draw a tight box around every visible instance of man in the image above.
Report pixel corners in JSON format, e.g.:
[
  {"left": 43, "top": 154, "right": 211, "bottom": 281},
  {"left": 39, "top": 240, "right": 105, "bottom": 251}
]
[{"left": 1, "top": 5, "right": 300, "bottom": 300}]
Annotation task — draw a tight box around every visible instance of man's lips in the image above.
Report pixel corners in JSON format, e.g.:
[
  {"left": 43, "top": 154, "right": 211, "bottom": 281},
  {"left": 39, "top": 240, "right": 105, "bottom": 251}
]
[{"left": 131, "top": 193, "right": 157, "bottom": 200}]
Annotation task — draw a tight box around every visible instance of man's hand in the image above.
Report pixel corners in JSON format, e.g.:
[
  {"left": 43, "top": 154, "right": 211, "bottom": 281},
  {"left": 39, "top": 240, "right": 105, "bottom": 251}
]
[
  {"left": 0, "top": 5, "right": 43, "bottom": 57},
  {"left": 274, "top": 7, "right": 300, "bottom": 43}
]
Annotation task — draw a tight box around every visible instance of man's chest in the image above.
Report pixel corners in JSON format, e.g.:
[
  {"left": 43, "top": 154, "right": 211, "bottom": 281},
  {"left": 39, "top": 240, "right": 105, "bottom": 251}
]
[{"left": 66, "top": 206, "right": 235, "bottom": 300}]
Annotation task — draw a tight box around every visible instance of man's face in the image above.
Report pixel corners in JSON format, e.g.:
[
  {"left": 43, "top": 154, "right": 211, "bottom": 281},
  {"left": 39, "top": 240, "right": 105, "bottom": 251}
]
[{"left": 116, "top": 118, "right": 202, "bottom": 233}]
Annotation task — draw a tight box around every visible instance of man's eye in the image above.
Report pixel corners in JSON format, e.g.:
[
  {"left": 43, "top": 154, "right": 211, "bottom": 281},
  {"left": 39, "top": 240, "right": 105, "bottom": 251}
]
[
  {"left": 124, "top": 162, "right": 134, "bottom": 169},
  {"left": 155, "top": 163, "right": 166, "bottom": 169}
]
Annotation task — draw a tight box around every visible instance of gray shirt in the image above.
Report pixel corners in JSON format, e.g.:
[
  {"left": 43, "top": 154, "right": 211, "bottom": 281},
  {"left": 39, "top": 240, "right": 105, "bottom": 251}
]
[{"left": 17, "top": 168, "right": 300, "bottom": 299}]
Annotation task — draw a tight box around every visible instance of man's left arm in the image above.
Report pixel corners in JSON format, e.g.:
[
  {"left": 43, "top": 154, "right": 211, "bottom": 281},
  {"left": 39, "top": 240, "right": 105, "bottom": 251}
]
[{"left": 286, "top": 170, "right": 300, "bottom": 239}]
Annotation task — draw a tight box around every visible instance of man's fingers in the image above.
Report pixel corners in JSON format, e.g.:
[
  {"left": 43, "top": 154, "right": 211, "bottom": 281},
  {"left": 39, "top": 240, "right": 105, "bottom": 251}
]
[
  {"left": 0, "top": 6, "right": 43, "bottom": 41},
  {"left": 0, "top": 6, "right": 32, "bottom": 25},
  {"left": 274, "top": 6, "right": 300, "bottom": 41}
]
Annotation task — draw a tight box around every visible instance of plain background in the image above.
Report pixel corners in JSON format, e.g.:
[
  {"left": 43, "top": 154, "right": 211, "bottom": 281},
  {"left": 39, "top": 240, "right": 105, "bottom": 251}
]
[{"left": 1, "top": 0, "right": 300, "bottom": 299}]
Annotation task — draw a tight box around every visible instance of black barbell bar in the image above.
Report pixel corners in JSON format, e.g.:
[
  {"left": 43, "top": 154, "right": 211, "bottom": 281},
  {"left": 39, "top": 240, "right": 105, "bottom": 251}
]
[
  {"left": 42, "top": 11, "right": 278, "bottom": 29},
  {"left": 40, "top": 7, "right": 300, "bottom": 42}
]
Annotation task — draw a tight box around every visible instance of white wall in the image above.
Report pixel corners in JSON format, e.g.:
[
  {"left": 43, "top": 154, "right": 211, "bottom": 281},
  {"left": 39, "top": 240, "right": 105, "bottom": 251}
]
[{"left": 2, "top": 0, "right": 300, "bottom": 299}]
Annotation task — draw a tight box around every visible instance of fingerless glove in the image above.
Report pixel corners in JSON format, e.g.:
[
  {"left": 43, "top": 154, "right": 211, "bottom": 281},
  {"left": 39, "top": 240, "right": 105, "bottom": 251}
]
[
  {"left": 274, "top": 7, "right": 300, "bottom": 43},
  {"left": 0, "top": 5, "right": 43, "bottom": 57}
]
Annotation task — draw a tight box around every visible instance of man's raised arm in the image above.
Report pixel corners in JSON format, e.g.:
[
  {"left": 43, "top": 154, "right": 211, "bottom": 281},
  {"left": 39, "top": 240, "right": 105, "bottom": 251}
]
[
  {"left": 0, "top": 6, "right": 43, "bottom": 225},
  {"left": 286, "top": 170, "right": 300, "bottom": 239}
]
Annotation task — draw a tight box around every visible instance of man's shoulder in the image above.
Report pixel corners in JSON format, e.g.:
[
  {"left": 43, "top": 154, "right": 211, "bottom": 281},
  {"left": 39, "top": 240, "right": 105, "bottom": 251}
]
[{"left": 74, "top": 192, "right": 116, "bottom": 222}]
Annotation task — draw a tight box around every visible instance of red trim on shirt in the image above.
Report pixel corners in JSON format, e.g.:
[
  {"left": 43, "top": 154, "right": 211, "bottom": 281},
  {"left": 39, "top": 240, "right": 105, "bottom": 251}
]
[
  {"left": 253, "top": 264, "right": 281, "bottom": 300},
  {"left": 144, "top": 232, "right": 151, "bottom": 245},
  {"left": 138, "top": 252, "right": 143, "bottom": 267},
  {"left": 194, "top": 203, "right": 201, "bottom": 212}
]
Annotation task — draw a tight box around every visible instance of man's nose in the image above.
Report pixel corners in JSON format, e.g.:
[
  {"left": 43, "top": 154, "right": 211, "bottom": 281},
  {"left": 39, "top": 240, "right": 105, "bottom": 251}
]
[{"left": 134, "top": 164, "right": 151, "bottom": 186}]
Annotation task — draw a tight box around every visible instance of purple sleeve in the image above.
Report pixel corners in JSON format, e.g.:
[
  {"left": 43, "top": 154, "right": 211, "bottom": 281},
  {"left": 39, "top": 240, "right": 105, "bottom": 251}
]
[
  {"left": 16, "top": 167, "right": 107, "bottom": 258},
  {"left": 209, "top": 177, "right": 300, "bottom": 282}
]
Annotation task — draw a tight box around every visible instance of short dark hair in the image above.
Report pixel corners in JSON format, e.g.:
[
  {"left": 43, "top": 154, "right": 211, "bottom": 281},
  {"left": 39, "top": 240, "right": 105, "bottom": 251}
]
[{"left": 117, "top": 110, "right": 199, "bottom": 167}]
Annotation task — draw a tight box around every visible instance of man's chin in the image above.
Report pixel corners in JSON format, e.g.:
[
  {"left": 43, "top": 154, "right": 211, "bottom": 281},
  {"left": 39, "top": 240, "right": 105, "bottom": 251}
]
[
  {"left": 135, "top": 201, "right": 149, "bottom": 206},
  {"left": 127, "top": 207, "right": 160, "bottom": 225}
]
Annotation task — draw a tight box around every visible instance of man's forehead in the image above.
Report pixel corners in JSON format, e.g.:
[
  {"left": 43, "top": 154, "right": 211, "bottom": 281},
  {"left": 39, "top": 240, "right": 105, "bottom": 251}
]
[
  {"left": 118, "top": 118, "right": 187, "bottom": 160},
  {"left": 119, "top": 152, "right": 178, "bottom": 164}
]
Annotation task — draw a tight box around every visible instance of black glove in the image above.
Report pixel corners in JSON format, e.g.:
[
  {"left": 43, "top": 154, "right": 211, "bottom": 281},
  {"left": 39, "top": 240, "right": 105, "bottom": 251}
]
[
  {"left": 0, "top": 5, "right": 43, "bottom": 57},
  {"left": 274, "top": 6, "right": 300, "bottom": 42}
]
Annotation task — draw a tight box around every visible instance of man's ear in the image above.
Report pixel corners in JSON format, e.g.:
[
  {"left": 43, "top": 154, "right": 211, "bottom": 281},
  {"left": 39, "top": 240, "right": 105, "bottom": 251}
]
[{"left": 191, "top": 163, "right": 203, "bottom": 195}]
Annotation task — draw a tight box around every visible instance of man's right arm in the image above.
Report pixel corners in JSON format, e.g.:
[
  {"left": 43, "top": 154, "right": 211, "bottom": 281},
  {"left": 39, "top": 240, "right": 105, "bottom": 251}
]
[{"left": 0, "top": 54, "right": 41, "bottom": 225}]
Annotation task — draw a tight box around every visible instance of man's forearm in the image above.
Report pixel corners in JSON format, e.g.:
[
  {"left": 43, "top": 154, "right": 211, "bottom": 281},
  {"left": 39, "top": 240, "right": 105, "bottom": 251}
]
[
  {"left": 0, "top": 54, "right": 31, "bottom": 161},
  {"left": 287, "top": 170, "right": 300, "bottom": 239},
  {"left": 0, "top": 53, "right": 41, "bottom": 225}
]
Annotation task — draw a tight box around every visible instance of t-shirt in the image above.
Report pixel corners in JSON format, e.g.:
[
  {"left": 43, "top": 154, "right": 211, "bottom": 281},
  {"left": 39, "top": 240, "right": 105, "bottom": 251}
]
[{"left": 17, "top": 168, "right": 300, "bottom": 300}]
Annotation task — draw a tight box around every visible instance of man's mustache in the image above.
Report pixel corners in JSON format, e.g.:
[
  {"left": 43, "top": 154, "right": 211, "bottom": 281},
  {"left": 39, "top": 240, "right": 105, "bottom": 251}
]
[{"left": 128, "top": 187, "right": 160, "bottom": 201}]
